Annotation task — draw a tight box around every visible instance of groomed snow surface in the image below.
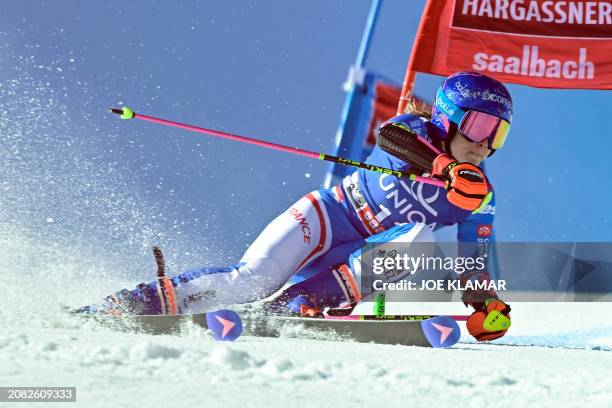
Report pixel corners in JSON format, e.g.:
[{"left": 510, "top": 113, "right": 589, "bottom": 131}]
[{"left": 1, "top": 301, "right": 611, "bottom": 407}]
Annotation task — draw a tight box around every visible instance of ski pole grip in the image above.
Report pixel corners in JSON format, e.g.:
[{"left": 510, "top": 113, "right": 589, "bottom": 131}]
[{"left": 109, "top": 107, "right": 135, "bottom": 119}]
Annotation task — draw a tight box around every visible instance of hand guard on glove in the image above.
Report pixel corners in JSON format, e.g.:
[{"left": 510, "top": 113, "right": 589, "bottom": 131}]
[
  {"left": 431, "top": 153, "right": 490, "bottom": 212},
  {"left": 463, "top": 289, "right": 512, "bottom": 341}
]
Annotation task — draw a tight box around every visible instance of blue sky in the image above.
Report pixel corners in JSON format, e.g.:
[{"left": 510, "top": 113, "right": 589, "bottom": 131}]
[{"left": 1, "top": 1, "right": 610, "bottom": 278}]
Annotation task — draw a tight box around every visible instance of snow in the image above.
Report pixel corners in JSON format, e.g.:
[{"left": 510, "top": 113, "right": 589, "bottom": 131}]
[
  {"left": 1, "top": 302, "right": 612, "bottom": 407},
  {"left": 0, "top": 199, "right": 611, "bottom": 406}
]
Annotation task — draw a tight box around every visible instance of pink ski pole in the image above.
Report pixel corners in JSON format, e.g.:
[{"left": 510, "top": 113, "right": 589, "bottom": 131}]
[{"left": 109, "top": 107, "right": 448, "bottom": 188}]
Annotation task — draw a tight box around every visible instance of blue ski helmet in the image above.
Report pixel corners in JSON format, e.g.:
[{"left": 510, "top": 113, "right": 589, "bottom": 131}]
[{"left": 431, "top": 72, "right": 513, "bottom": 150}]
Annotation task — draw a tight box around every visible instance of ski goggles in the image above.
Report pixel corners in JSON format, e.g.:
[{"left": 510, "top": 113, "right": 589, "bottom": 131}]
[
  {"left": 459, "top": 110, "right": 510, "bottom": 150},
  {"left": 436, "top": 89, "right": 511, "bottom": 150}
]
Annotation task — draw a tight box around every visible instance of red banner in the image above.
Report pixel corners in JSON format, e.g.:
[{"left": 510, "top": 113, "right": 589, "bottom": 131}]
[{"left": 409, "top": 0, "right": 612, "bottom": 89}]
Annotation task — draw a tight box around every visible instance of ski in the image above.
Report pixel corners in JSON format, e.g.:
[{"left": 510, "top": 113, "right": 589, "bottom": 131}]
[
  {"left": 245, "top": 292, "right": 463, "bottom": 347},
  {"left": 242, "top": 313, "right": 462, "bottom": 348},
  {"left": 81, "top": 311, "right": 460, "bottom": 348},
  {"left": 79, "top": 309, "right": 243, "bottom": 341}
]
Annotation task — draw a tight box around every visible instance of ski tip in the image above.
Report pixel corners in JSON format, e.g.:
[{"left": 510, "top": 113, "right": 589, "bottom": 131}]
[
  {"left": 421, "top": 316, "right": 461, "bottom": 348},
  {"left": 108, "top": 106, "right": 135, "bottom": 120},
  {"left": 205, "top": 309, "right": 243, "bottom": 341}
]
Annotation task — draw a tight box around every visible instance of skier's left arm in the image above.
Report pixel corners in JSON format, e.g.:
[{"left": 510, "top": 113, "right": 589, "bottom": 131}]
[
  {"left": 457, "top": 191, "right": 511, "bottom": 341},
  {"left": 456, "top": 191, "right": 496, "bottom": 293}
]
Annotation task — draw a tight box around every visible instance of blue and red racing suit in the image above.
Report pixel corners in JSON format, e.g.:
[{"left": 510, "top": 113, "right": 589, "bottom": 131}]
[{"left": 85, "top": 115, "right": 496, "bottom": 315}]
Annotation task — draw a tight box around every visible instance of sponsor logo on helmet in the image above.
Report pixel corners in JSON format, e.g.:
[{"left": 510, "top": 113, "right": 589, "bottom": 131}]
[
  {"left": 482, "top": 90, "right": 512, "bottom": 109},
  {"left": 453, "top": 79, "right": 512, "bottom": 114},
  {"left": 436, "top": 94, "right": 457, "bottom": 116},
  {"left": 478, "top": 224, "right": 492, "bottom": 237},
  {"left": 454, "top": 80, "right": 482, "bottom": 99}
]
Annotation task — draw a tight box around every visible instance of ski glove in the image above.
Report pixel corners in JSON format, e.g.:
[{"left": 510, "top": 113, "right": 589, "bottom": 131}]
[
  {"left": 466, "top": 298, "right": 511, "bottom": 341},
  {"left": 431, "top": 153, "right": 490, "bottom": 212}
]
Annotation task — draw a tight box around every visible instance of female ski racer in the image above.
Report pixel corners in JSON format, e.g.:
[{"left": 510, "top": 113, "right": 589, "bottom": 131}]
[{"left": 81, "top": 71, "right": 513, "bottom": 342}]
